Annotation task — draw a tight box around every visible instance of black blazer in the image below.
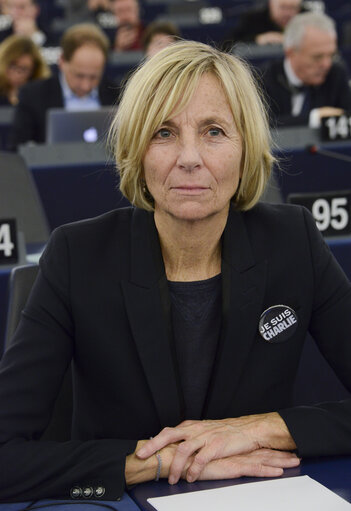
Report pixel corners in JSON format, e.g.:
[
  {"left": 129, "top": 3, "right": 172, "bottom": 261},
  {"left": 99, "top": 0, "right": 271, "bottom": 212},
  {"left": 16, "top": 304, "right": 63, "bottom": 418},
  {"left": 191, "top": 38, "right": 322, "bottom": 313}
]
[
  {"left": 0, "top": 23, "right": 53, "bottom": 45},
  {"left": 223, "top": 4, "right": 281, "bottom": 50},
  {"left": 261, "top": 59, "right": 351, "bottom": 126},
  {"left": 0, "top": 94, "right": 11, "bottom": 106},
  {"left": 10, "top": 74, "right": 119, "bottom": 147},
  {"left": 222, "top": 3, "right": 305, "bottom": 50},
  {"left": 0, "top": 204, "right": 351, "bottom": 502}
]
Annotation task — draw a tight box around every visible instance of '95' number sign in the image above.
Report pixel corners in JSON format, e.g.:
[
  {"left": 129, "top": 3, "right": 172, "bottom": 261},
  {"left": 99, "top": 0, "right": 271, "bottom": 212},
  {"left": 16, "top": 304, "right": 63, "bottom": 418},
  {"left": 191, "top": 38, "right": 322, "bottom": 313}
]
[
  {"left": 288, "top": 192, "right": 351, "bottom": 237},
  {"left": 0, "top": 219, "right": 18, "bottom": 265}
]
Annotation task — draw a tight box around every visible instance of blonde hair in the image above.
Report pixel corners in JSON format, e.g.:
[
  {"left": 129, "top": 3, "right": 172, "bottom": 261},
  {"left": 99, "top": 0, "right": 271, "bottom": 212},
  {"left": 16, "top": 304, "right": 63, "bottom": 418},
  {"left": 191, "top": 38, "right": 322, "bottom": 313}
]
[
  {"left": 109, "top": 40, "right": 274, "bottom": 211},
  {"left": 0, "top": 35, "right": 50, "bottom": 96}
]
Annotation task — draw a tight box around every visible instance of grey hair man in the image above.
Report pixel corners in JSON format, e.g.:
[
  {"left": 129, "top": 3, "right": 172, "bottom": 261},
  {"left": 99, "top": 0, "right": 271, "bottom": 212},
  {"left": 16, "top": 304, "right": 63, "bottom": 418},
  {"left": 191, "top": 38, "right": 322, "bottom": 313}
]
[{"left": 262, "top": 11, "right": 351, "bottom": 127}]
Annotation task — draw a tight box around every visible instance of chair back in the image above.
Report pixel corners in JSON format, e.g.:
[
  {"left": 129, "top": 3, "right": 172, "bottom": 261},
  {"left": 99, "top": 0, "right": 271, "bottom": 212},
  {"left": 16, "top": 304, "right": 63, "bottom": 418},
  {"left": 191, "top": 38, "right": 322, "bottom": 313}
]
[{"left": 0, "top": 151, "right": 50, "bottom": 245}]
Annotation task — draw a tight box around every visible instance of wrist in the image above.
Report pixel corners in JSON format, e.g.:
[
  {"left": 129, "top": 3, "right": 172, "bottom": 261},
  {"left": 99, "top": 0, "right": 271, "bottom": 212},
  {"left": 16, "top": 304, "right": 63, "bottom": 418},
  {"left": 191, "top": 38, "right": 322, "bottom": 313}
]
[
  {"left": 125, "top": 440, "right": 159, "bottom": 485},
  {"left": 256, "top": 412, "right": 297, "bottom": 451}
]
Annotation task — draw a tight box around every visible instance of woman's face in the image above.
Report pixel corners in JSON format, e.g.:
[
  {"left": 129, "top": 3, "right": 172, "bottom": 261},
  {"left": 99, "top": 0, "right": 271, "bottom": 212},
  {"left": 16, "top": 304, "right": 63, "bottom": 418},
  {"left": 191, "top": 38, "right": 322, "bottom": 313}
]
[
  {"left": 6, "top": 54, "right": 34, "bottom": 88},
  {"left": 143, "top": 73, "right": 242, "bottom": 223}
]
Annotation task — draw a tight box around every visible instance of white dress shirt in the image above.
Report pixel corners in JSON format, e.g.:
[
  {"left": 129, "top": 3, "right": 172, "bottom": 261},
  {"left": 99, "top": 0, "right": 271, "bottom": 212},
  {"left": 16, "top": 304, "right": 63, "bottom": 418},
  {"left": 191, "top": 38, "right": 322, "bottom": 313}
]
[
  {"left": 284, "top": 58, "right": 320, "bottom": 127},
  {"left": 59, "top": 72, "right": 100, "bottom": 111}
]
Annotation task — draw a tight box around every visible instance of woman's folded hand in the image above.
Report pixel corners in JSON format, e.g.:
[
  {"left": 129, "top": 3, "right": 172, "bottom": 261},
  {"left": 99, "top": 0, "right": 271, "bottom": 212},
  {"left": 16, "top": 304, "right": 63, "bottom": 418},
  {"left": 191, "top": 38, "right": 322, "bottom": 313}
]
[{"left": 136, "top": 413, "right": 297, "bottom": 484}]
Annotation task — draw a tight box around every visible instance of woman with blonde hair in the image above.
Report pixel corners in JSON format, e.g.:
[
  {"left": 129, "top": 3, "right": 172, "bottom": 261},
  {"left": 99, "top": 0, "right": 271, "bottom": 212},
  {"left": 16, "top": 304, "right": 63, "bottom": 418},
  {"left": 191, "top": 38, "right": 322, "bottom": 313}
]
[
  {"left": 0, "top": 41, "right": 350, "bottom": 502},
  {"left": 0, "top": 34, "right": 50, "bottom": 105}
]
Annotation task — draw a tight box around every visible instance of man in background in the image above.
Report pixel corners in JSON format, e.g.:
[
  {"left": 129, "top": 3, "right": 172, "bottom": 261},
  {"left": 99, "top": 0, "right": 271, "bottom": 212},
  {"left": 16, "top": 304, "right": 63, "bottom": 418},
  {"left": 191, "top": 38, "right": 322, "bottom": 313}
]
[
  {"left": 110, "top": 0, "right": 144, "bottom": 51},
  {"left": 0, "top": 0, "right": 49, "bottom": 46},
  {"left": 223, "top": 0, "right": 303, "bottom": 49},
  {"left": 60, "top": 0, "right": 111, "bottom": 25},
  {"left": 262, "top": 11, "right": 351, "bottom": 127},
  {"left": 10, "top": 23, "right": 117, "bottom": 147},
  {"left": 142, "top": 21, "right": 179, "bottom": 58}
]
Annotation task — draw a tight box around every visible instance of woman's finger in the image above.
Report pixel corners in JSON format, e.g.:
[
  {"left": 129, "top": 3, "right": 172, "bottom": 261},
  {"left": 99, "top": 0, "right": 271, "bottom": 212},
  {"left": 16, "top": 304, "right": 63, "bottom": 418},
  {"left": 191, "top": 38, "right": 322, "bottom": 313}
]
[
  {"left": 169, "top": 428, "right": 254, "bottom": 484},
  {"left": 179, "top": 427, "right": 258, "bottom": 483},
  {"left": 253, "top": 449, "right": 300, "bottom": 468},
  {"left": 199, "top": 457, "right": 283, "bottom": 480},
  {"left": 184, "top": 436, "right": 232, "bottom": 483},
  {"left": 136, "top": 426, "right": 187, "bottom": 458},
  {"left": 199, "top": 451, "right": 300, "bottom": 481},
  {"left": 168, "top": 437, "right": 206, "bottom": 484},
  {"left": 136, "top": 420, "right": 212, "bottom": 459}
]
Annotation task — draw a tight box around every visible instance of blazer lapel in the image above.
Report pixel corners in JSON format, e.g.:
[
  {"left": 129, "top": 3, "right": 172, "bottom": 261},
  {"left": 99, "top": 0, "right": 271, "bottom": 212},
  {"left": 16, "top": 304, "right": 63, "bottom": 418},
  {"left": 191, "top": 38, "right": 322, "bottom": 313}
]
[
  {"left": 121, "top": 209, "right": 183, "bottom": 428},
  {"left": 204, "top": 207, "right": 267, "bottom": 418}
]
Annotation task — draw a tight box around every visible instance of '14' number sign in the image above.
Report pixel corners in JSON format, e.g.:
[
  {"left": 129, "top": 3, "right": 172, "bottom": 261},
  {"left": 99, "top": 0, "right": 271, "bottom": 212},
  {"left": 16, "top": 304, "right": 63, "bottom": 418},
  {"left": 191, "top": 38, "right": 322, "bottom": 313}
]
[{"left": 0, "top": 219, "right": 18, "bottom": 264}]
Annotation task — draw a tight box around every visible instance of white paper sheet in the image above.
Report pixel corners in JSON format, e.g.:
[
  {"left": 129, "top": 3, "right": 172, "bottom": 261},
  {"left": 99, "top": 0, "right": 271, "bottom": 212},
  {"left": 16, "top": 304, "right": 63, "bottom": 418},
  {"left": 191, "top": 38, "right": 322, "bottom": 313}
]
[{"left": 148, "top": 476, "right": 351, "bottom": 511}]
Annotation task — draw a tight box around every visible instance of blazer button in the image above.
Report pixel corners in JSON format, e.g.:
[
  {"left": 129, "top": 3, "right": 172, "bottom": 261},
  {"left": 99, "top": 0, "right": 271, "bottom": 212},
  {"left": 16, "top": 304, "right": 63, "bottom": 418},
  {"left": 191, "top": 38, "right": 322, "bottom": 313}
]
[
  {"left": 83, "top": 486, "right": 94, "bottom": 498},
  {"left": 70, "top": 486, "right": 82, "bottom": 499},
  {"left": 94, "top": 486, "right": 105, "bottom": 498}
]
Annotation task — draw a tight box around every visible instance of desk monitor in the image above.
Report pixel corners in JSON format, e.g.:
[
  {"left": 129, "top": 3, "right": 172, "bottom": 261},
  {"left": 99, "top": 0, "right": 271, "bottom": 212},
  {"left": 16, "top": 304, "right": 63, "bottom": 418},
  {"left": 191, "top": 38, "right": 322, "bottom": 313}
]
[{"left": 46, "top": 107, "right": 115, "bottom": 144}]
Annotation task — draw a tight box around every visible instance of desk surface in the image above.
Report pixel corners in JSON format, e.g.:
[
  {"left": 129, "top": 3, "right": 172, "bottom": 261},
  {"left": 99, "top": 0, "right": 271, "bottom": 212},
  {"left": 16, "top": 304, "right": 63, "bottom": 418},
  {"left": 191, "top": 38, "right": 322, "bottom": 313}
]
[
  {"left": 129, "top": 456, "right": 351, "bottom": 510},
  {"left": 274, "top": 140, "right": 351, "bottom": 202},
  {"left": 19, "top": 143, "right": 130, "bottom": 231}
]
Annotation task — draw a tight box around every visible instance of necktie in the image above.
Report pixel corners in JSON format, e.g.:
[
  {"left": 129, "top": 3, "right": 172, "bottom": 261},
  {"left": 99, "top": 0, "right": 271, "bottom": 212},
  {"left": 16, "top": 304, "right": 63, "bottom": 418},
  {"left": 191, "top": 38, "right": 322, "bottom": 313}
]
[{"left": 293, "top": 84, "right": 311, "bottom": 115}]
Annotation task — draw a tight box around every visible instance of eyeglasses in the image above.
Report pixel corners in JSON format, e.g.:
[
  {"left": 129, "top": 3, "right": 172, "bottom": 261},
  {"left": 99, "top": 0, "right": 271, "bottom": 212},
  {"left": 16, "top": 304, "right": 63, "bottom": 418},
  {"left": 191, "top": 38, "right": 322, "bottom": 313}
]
[{"left": 8, "top": 62, "right": 33, "bottom": 75}]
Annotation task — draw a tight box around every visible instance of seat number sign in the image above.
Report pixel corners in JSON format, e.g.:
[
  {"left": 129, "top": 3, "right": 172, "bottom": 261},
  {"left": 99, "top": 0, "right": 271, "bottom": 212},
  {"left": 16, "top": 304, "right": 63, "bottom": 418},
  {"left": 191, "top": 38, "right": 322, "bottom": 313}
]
[
  {"left": 0, "top": 219, "right": 18, "bottom": 264},
  {"left": 288, "top": 191, "right": 351, "bottom": 236},
  {"left": 321, "top": 114, "right": 351, "bottom": 141}
]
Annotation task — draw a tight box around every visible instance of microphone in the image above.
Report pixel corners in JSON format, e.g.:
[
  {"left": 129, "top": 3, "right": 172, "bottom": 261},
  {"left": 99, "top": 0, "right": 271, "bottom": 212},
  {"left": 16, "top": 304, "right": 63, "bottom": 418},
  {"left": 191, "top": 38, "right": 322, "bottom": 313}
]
[{"left": 306, "top": 144, "right": 351, "bottom": 163}]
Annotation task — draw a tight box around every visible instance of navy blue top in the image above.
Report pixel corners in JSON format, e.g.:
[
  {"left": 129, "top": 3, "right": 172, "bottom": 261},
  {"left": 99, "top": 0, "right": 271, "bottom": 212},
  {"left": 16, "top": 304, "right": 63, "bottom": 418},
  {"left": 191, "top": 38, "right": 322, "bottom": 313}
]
[{"left": 168, "top": 274, "right": 222, "bottom": 419}]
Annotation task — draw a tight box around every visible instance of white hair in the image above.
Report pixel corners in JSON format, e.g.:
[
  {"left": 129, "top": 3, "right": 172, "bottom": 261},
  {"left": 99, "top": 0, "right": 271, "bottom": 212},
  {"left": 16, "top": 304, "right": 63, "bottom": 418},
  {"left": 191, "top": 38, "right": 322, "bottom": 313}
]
[{"left": 283, "top": 11, "right": 336, "bottom": 50}]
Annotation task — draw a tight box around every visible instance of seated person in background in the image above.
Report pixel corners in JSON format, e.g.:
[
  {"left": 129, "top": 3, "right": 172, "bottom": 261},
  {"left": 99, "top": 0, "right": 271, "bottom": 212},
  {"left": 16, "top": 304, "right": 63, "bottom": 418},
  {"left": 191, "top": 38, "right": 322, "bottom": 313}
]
[
  {"left": 0, "top": 0, "right": 50, "bottom": 47},
  {"left": 0, "top": 1, "right": 11, "bottom": 31},
  {"left": 223, "top": 0, "right": 303, "bottom": 50},
  {"left": 262, "top": 11, "right": 351, "bottom": 127},
  {"left": 10, "top": 23, "right": 117, "bottom": 147},
  {"left": 1, "top": 40, "right": 351, "bottom": 503},
  {"left": 0, "top": 34, "right": 50, "bottom": 105},
  {"left": 60, "top": 0, "right": 111, "bottom": 25},
  {"left": 110, "top": 0, "right": 144, "bottom": 52},
  {"left": 142, "top": 20, "right": 180, "bottom": 58}
]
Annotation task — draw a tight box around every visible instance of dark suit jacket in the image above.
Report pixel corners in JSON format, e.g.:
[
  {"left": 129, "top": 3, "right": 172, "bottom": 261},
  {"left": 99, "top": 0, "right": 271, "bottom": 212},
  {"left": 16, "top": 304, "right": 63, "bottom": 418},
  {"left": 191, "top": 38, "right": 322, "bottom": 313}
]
[
  {"left": 10, "top": 74, "right": 118, "bottom": 147},
  {"left": 0, "top": 25, "right": 13, "bottom": 44},
  {"left": 0, "top": 204, "right": 351, "bottom": 502},
  {"left": 0, "top": 94, "right": 11, "bottom": 106},
  {"left": 0, "top": 23, "right": 53, "bottom": 45},
  {"left": 262, "top": 59, "right": 351, "bottom": 126},
  {"left": 222, "top": 3, "right": 304, "bottom": 50}
]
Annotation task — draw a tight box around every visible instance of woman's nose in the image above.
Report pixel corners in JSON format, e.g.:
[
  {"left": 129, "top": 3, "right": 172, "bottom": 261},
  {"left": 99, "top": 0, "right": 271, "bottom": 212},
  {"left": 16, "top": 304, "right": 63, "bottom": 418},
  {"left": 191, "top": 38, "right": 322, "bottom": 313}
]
[{"left": 176, "top": 138, "right": 202, "bottom": 171}]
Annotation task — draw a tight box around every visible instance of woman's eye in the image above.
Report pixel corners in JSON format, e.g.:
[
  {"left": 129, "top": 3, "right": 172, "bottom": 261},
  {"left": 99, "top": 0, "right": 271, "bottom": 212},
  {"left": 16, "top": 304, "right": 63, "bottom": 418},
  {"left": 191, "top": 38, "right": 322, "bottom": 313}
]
[
  {"left": 208, "top": 127, "right": 223, "bottom": 137},
  {"left": 157, "top": 128, "right": 172, "bottom": 138}
]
